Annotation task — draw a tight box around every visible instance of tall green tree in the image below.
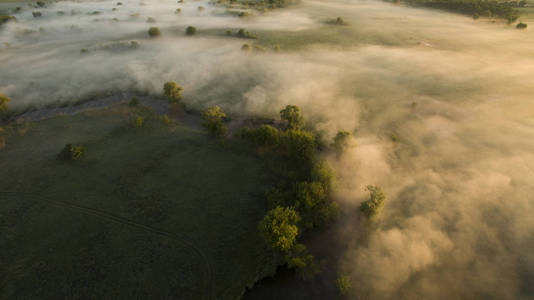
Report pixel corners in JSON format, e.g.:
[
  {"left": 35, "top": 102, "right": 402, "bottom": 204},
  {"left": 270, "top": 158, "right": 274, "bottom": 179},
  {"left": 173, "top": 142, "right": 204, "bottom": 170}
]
[
  {"left": 360, "top": 185, "right": 386, "bottom": 219},
  {"left": 163, "top": 81, "right": 183, "bottom": 103},
  {"left": 259, "top": 206, "right": 300, "bottom": 252},
  {"left": 202, "top": 105, "right": 227, "bottom": 137},
  {"left": 280, "top": 105, "right": 303, "bottom": 130}
]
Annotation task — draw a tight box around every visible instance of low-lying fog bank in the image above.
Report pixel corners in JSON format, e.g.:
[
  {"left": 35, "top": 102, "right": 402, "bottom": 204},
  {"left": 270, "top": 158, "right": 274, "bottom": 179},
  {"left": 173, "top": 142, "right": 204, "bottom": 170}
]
[{"left": 1, "top": 0, "right": 533, "bottom": 298}]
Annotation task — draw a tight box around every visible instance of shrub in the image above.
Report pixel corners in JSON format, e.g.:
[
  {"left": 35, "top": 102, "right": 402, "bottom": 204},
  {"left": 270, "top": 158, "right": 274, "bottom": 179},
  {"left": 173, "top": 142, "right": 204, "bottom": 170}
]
[
  {"left": 175, "top": 8, "right": 181, "bottom": 13},
  {"left": 148, "top": 26, "right": 160, "bottom": 37},
  {"left": 129, "top": 96, "right": 139, "bottom": 106},
  {"left": 241, "top": 43, "right": 251, "bottom": 51},
  {"left": 163, "top": 81, "right": 183, "bottom": 103},
  {"left": 161, "top": 114, "right": 171, "bottom": 125},
  {"left": 280, "top": 105, "right": 303, "bottom": 130},
  {"left": 146, "top": 17, "right": 156, "bottom": 23},
  {"left": 186, "top": 26, "right": 197, "bottom": 35},
  {"left": 225, "top": 29, "right": 232, "bottom": 36},
  {"left": 117, "top": 2, "right": 123, "bottom": 5},
  {"left": 80, "top": 48, "right": 89, "bottom": 53},
  {"left": 202, "top": 105, "right": 227, "bottom": 137},
  {"left": 0, "top": 94, "right": 11, "bottom": 112},
  {"left": 517, "top": 22, "right": 527, "bottom": 29},
  {"left": 132, "top": 116, "right": 144, "bottom": 128},
  {"left": 58, "top": 144, "right": 85, "bottom": 161},
  {"left": 197, "top": 6, "right": 205, "bottom": 11},
  {"left": 36, "top": 1, "right": 45, "bottom": 7},
  {"left": 259, "top": 206, "right": 300, "bottom": 252},
  {"left": 360, "top": 185, "right": 386, "bottom": 219},
  {"left": 32, "top": 11, "right": 42, "bottom": 18},
  {"left": 336, "top": 275, "right": 351, "bottom": 296},
  {"left": 236, "top": 28, "right": 255, "bottom": 38},
  {"left": 335, "top": 17, "right": 344, "bottom": 24}
]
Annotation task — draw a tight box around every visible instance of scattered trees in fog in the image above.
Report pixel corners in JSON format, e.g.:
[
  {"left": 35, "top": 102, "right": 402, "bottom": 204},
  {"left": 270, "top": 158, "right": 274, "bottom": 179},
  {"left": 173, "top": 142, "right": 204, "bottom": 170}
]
[
  {"left": 163, "top": 81, "right": 183, "bottom": 103},
  {"left": 148, "top": 26, "right": 160, "bottom": 37},
  {"left": 186, "top": 26, "right": 197, "bottom": 35},
  {"left": 280, "top": 105, "right": 303, "bottom": 130},
  {"left": 0, "top": 94, "right": 10, "bottom": 112},
  {"left": 202, "top": 105, "right": 227, "bottom": 137},
  {"left": 58, "top": 144, "right": 86, "bottom": 161},
  {"left": 360, "top": 185, "right": 386, "bottom": 219}
]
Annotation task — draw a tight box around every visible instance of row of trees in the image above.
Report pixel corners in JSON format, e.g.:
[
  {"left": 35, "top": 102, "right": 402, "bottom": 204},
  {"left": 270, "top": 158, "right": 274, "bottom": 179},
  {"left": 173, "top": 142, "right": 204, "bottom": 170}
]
[{"left": 397, "top": 0, "right": 520, "bottom": 22}]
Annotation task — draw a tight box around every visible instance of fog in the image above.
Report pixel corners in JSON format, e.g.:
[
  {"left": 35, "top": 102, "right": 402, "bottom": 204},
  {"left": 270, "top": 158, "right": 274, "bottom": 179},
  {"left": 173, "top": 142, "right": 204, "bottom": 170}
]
[{"left": 1, "top": 0, "right": 533, "bottom": 298}]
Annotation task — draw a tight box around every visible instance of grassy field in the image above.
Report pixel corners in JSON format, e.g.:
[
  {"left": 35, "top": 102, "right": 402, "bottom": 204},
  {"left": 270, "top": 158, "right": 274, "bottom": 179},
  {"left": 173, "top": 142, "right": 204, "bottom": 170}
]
[{"left": 0, "top": 104, "right": 278, "bottom": 299}]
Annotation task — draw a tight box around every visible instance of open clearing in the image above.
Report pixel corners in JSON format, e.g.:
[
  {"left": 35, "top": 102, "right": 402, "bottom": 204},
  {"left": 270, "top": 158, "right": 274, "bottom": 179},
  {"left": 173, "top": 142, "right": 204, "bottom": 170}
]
[{"left": 0, "top": 104, "right": 277, "bottom": 299}]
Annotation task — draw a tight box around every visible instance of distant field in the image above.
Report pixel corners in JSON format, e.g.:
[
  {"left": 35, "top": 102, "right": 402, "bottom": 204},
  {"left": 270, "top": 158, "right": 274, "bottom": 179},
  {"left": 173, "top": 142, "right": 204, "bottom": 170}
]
[{"left": 0, "top": 104, "right": 277, "bottom": 299}]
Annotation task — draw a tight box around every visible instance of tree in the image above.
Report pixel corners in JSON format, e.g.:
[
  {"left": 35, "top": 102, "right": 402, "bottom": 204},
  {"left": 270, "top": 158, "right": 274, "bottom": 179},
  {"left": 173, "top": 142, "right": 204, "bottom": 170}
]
[
  {"left": 186, "top": 26, "right": 197, "bottom": 35},
  {"left": 336, "top": 275, "right": 351, "bottom": 296},
  {"left": 360, "top": 185, "right": 386, "bottom": 219},
  {"left": 163, "top": 81, "right": 183, "bottom": 103},
  {"left": 129, "top": 96, "right": 139, "bottom": 107},
  {"left": 58, "top": 144, "right": 85, "bottom": 161},
  {"left": 332, "top": 130, "right": 352, "bottom": 157},
  {"left": 0, "top": 94, "right": 10, "bottom": 112},
  {"left": 280, "top": 105, "right": 303, "bottom": 130},
  {"left": 148, "top": 26, "right": 160, "bottom": 37},
  {"left": 259, "top": 206, "right": 300, "bottom": 252},
  {"left": 240, "top": 124, "right": 279, "bottom": 147},
  {"left": 285, "top": 243, "right": 319, "bottom": 280},
  {"left": 202, "top": 105, "right": 227, "bottom": 137}
]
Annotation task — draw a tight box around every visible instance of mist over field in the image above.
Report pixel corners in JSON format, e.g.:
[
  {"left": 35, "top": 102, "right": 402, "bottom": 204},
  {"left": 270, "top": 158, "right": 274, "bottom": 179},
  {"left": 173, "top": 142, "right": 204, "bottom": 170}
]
[{"left": 1, "top": 0, "right": 534, "bottom": 298}]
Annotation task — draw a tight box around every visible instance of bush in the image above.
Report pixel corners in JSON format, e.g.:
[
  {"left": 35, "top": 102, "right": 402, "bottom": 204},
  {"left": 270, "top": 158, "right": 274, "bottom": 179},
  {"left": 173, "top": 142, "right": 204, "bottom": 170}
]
[
  {"left": 197, "top": 6, "right": 205, "bottom": 11},
  {"left": 36, "top": 1, "right": 45, "bottom": 7},
  {"left": 259, "top": 206, "right": 300, "bottom": 252},
  {"left": 517, "top": 22, "right": 527, "bottom": 29},
  {"left": 240, "top": 124, "right": 280, "bottom": 147},
  {"left": 335, "top": 17, "right": 344, "bottom": 24},
  {"left": 202, "top": 105, "right": 227, "bottom": 137},
  {"left": 236, "top": 28, "right": 255, "bottom": 38},
  {"left": 148, "top": 26, "right": 160, "bottom": 37},
  {"left": 0, "top": 94, "right": 11, "bottom": 112},
  {"left": 163, "top": 81, "right": 183, "bottom": 103},
  {"left": 336, "top": 275, "right": 351, "bottom": 296},
  {"left": 186, "top": 26, "right": 197, "bottom": 35},
  {"left": 241, "top": 43, "right": 251, "bottom": 51},
  {"left": 360, "top": 185, "right": 386, "bottom": 219},
  {"left": 175, "top": 8, "right": 181, "bottom": 14},
  {"left": 32, "top": 11, "right": 42, "bottom": 18},
  {"left": 58, "top": 144, "right": 85, "bottom": 161},
  {"left": 146, "top": 17, "right": 156, "bottom": 23},
  {"left": 280, "top": 105, "right": 303, "bottom": 130},
  {"left": 132, "top": 116, "right": 144, "bottom": 128},
  {"left": 129, "top": 97, "right": 139, "bottom": 107},
  {"left": 0, "top": 16, "right": 16, "bottom": 25},
  {"left": 161, "top": 114, "right": 172, "bottom": 125}
]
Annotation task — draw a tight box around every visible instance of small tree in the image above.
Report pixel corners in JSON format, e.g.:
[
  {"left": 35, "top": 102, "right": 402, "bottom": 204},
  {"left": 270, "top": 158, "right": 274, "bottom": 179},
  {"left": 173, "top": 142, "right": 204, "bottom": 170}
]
[
  {"left": 58, "top": 144, "right": 86, "bottom": 161},
  {"left": 163, "top": 81, "right": 183, "bottom": 103},
  {"left": 241, "top": 43, "right": 251, "bottom": 51},
  {"left": 259, "top": 206, "right": 300, "bottom": 252},
  {"left": 0, "top": 94, "right": 11, "bottom": 112},
  {"left": 132, "top": 116, "right": 144, "bottom": 128},
  {"left": 335, "top": 17, "right": 344, "bottom": 24},
  {"left": 186, "top": 26, "right": 197, "bottom": 35},
  {"left": 202, "top": 105, "right": 227, "bottom": 137},
  {"left": 286, "top": 243, "right": 319, "bottom": 280},
  {"left": 360, "top": 185, "right": 386, "bottom": 219},
  {"left": 336, "top": 275, "right": 351, "bottom": 296},
  {"left": 280, "top": 105, "right": 303, "bottom": 130},
  {"left": 332, "top": 130, "right": 352, "bottom": 157},
  {"left": 148, "top": 26, "right": 160, "bottom": 37}
]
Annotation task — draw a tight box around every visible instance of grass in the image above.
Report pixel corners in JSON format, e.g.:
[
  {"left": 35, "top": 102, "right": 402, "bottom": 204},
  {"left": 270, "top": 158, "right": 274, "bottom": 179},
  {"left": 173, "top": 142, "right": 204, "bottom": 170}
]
[{"left": 0, "top": 104, "right": 278, "bottom": 299}]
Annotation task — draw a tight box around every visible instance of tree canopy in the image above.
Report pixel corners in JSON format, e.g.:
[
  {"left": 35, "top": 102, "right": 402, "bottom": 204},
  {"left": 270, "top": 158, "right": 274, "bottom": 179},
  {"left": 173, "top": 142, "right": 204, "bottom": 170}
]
[
  {"left": 0, "top": 94, "right": 10, "bottom": 112},
  {"left": 259, "top": 206, "right": 300, "bottom": 252},
  {"left": 163, "top": 81, "right": 183, "bottom": 103},
  {"left": 280, "top": 105, "right": 303, "bottom": 130},
  {"left": 360, "top": 185, "right": 386, "bottom": 219}
]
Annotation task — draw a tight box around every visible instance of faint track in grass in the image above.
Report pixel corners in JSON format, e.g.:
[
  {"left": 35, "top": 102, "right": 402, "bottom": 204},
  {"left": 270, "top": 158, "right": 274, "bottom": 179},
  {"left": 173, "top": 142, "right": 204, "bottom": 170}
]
[{"left": 0, "top": 190, "right": 214, "bottom": 300}]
